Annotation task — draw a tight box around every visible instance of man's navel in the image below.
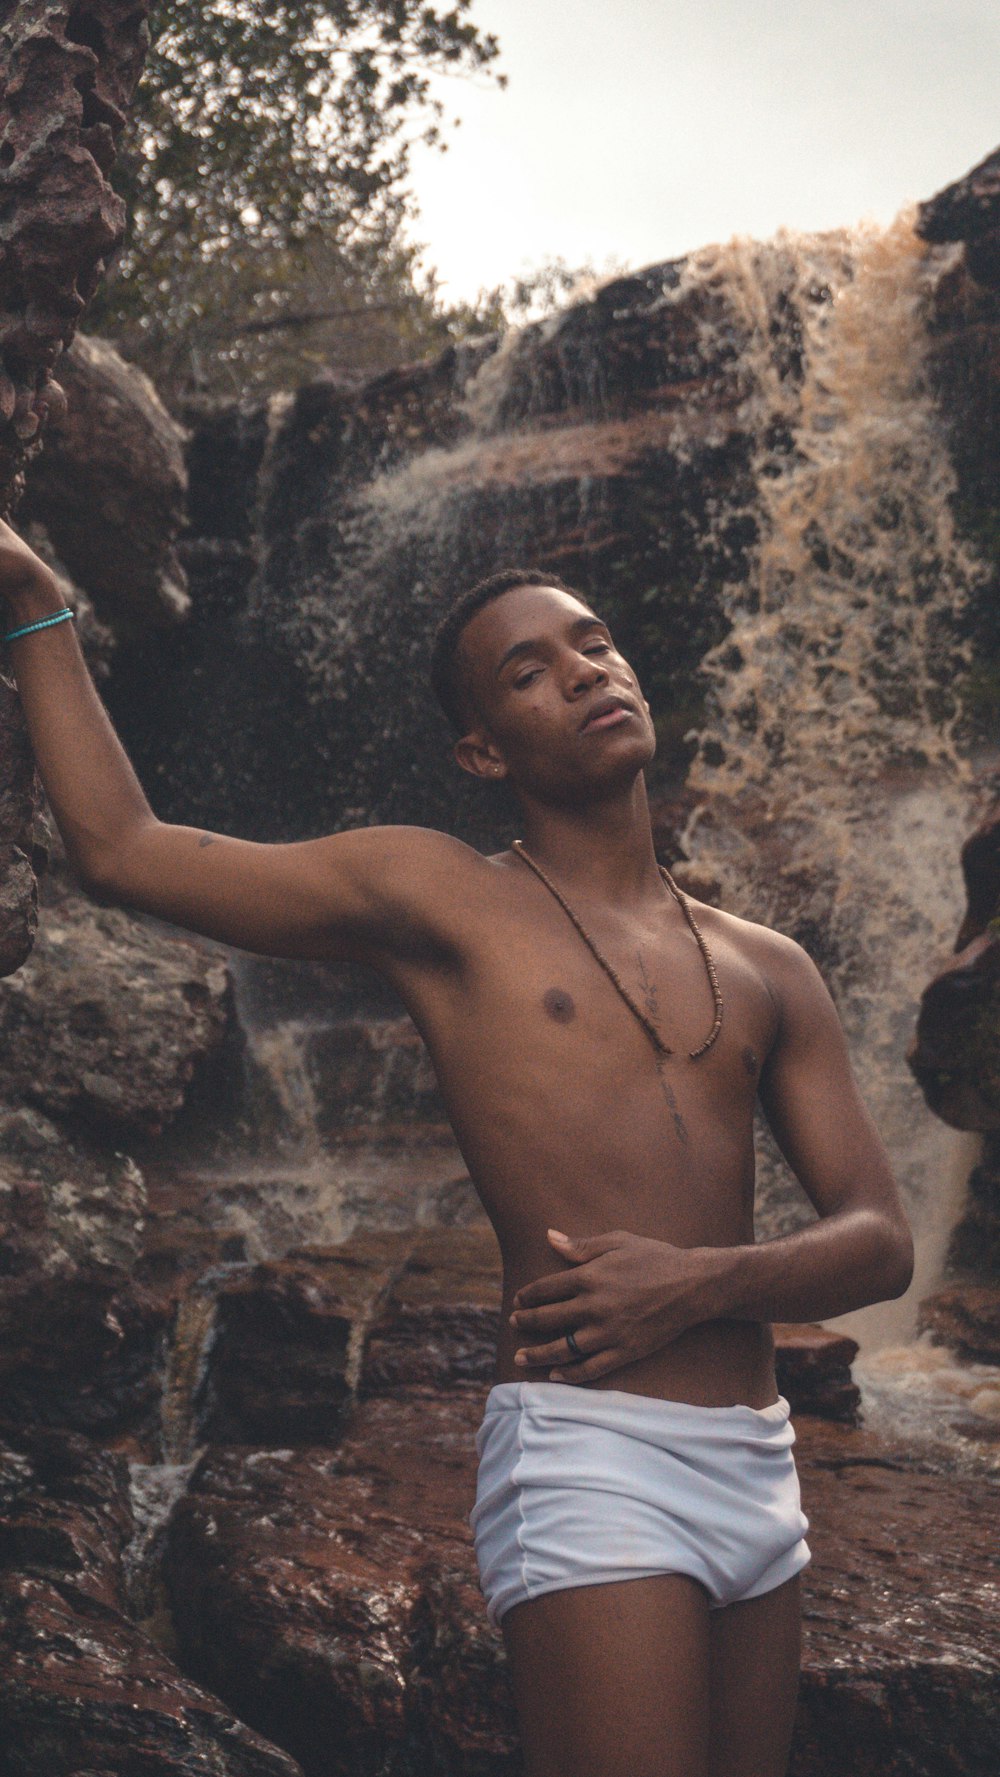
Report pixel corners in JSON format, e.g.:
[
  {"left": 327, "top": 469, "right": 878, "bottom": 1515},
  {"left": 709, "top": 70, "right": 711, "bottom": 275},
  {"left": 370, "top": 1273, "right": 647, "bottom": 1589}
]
[{"left": 543, "top": 987, "right": 576, "bottom": 1024}]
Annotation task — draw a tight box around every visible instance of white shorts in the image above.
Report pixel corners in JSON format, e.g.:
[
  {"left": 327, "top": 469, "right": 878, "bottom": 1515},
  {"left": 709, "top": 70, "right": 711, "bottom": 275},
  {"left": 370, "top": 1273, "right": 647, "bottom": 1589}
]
[{"left": 469, "top": 1380, "right": 811, "bottom": 1629}]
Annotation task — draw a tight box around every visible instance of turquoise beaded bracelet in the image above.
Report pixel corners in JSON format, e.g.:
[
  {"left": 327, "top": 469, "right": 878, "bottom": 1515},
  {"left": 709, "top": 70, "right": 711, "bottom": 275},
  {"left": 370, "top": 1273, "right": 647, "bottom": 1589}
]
[{"left": 2, "top": 607, "right": 75, "bottom": 643}]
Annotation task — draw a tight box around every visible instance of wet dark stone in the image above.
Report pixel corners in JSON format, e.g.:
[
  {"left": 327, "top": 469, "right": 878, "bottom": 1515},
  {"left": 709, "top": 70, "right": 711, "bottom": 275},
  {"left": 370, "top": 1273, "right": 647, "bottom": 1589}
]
[{"left": 0, "top": 1424, "right": 302, "bottom": 1776}]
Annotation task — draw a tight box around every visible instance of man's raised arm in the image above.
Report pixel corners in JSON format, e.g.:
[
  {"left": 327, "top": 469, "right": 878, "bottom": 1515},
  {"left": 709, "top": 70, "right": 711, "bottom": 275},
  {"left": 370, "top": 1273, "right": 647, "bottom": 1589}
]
[{"left": 0, "top": 519, "right": 465, "bottom": 964}]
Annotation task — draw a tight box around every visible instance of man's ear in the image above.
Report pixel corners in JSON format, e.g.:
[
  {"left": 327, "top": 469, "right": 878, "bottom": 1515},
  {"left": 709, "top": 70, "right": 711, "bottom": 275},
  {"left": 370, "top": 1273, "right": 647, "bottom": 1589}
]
[{"left": 454, "top": 730, "right": 508, "bottom": 781}]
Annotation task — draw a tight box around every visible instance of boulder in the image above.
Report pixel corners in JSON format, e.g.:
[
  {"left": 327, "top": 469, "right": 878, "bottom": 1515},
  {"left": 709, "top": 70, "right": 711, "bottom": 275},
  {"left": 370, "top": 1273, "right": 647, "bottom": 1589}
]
[
  {"left": 944, "top": 1138, "right": 1000, "bottom": 1279},
  {"left": 954, "top": 801, "right": 1000, "bottom": 952},
  {"left": 908, "top": 797, "right": 1000, "bottom": 1131},
  {"left": 0, "top": 1100, "right": 170, "bottom": 1439},
  {"left": 0, "top": 1425, "right": 303, "bottom": 1776},
  {"left": 195, "top": 1235, "right": 405, "bottom": 1446},
  {"left": 359, "top": 1225, "right": 503, "bottom": 1395},
  {"left": 917, "top": 1283, "right": 1000, "bottom": 1365},
  {"left": 20, "top": 332, "right": 191, "bottom": 635},
  {"left": 0, "top": 2, "right": 150, "bottom": 488},
  {"left": 165, "top": 1390, "right": 515, "bottom": 1777},
  {"left": 907, "top": 929, "right": 1000, "bottom": 1130},
  {"left": 772, "top": 1323, "right": 861, "bottom": 1424},
  {"left": 788, "top": 1417, "right": 1000, "bottom": 1777},
  {"left": 0, "top": 871, "right": 232, "bottom": 1137}
]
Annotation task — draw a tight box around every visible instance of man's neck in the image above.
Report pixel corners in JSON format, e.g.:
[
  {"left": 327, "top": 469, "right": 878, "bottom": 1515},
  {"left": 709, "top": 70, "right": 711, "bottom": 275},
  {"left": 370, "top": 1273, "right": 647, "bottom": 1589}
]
[{"left": 515, "top": 777, "right": 663, "bottom": 909}]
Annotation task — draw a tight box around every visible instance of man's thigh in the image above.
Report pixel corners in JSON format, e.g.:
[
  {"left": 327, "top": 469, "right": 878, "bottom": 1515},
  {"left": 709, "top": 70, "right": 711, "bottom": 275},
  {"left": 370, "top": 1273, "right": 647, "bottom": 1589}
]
[
  {"left": 708, "top": 1572, "right": 803, "bottom": 1777},
  {"left": 500, "top": 1573, "right": 712, "bottom": 1777}
]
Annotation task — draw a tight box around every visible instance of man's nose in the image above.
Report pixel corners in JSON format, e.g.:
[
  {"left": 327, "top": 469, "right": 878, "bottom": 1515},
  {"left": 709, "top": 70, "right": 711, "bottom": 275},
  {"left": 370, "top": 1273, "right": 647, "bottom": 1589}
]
[{"left": 567, "top": 652, "right": 609, "bottom": 696}]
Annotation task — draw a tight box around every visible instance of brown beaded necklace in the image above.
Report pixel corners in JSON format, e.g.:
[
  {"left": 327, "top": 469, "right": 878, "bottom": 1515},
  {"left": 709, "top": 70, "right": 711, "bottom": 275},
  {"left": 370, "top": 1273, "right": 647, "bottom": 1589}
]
[{"left": 511, "top": 838, "right": 724, "bottom": 1060}]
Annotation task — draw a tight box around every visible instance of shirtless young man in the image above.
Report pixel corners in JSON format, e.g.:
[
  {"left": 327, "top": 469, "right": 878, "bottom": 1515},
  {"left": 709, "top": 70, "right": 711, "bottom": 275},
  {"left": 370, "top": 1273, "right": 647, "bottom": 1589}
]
[{"left": 0, "top": 522, "right": 913, "bottom": 1777}]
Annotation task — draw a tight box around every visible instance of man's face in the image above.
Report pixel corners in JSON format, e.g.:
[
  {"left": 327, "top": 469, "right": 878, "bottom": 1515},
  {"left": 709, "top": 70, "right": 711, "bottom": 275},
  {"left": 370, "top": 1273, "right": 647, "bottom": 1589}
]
[{"left": 454, "top": 582, "right": 656, "bottom": 803}]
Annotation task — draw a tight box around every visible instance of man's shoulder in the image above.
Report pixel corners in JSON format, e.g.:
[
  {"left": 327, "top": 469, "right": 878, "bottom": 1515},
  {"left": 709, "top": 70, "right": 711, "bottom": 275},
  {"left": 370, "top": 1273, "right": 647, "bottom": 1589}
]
[
  {"left": 687, "top": 898, "right": 823, "bottom": 999},
  {"left": 337, "top": 823, "right": 491, "bottom": 878},
  {"left": 332, "top": 823, "right": 506, "bottom": 924}
]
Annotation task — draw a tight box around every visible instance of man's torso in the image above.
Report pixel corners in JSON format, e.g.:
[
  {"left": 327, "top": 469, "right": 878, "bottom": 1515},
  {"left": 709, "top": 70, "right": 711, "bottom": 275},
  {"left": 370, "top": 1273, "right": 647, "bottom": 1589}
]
[{"left": 377, "top": 846, "right": 784, "bottom": 1407}]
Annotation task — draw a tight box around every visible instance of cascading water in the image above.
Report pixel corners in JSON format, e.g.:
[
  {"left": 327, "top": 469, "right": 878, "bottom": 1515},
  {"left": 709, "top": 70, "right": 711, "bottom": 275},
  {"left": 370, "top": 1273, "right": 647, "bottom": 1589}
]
[{"left": 673, "top": 216, "right": 999, "bottom": 1437}]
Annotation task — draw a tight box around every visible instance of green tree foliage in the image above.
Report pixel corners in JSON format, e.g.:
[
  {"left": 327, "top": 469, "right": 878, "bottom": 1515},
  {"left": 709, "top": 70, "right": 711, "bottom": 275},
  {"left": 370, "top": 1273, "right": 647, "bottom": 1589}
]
[{"left": 88, "top": 0, "right": 504, "bottom": 403}]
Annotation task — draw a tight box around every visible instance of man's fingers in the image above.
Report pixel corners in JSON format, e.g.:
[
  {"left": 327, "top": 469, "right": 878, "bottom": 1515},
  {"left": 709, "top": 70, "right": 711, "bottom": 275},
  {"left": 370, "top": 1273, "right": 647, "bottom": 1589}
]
[
  {"left": 512, "top": 1269, "right": 584, "bottom": 1310},
  {"left": 514, "top": 1326, "right": 596, "bottom": 1368},
  {"left": 509, "top": 1300, "right": 591, "bottom": 1336}
]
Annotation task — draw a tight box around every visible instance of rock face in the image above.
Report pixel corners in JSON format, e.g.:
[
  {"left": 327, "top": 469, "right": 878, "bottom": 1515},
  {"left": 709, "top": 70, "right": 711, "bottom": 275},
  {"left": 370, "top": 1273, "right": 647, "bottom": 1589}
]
[
  {"left": 0, "top": 0, "right": 153, "bottom": 986},
  {"left": 909, "top": 802, "right": 1000, "bottom": 1132},
  {"left": 0, "top": 865, "right": 232, "bottom": 1136},
  {"left": 0, "top": 650, "right": 43, "bottom": 973},
  {"left": 100, "top": 266, "right": 759, "bottom": 848},
  {"left": 0, "top": 852, "right": 235, "bottom": 1436},
  {"left": 0, "top": 0, "right": 151, "bottom": 485},
  {"left": 0, "top": 1098, "right": 169, "bottom": 1438},
  {"left": 910, "top": 799, "right": 1000, "bottom": 1364},
  {"left": 164, "top": 1392, "right": 520, "bottom": 1777},
  {"left": 150, "top": 1229, "right": 863, "bottom": 1459},
  {"left": 19, "top": 331, "right": 192, "bottom": 634},
  {"left": 919, "top": 142, "right": 1000, "bottom": 290}
]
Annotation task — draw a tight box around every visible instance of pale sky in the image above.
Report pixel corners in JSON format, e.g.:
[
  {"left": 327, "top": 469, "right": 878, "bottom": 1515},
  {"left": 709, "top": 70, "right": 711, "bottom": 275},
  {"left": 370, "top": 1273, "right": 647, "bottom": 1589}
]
[{"left": 407, "top": 0, "right": 1000, "bottom": 302}]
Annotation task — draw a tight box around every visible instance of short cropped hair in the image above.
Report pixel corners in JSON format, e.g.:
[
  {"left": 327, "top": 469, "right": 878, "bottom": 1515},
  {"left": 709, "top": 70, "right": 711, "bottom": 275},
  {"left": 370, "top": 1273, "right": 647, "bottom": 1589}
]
[{"left": 430, "top": 567, "right": 581, "bottom": 735}]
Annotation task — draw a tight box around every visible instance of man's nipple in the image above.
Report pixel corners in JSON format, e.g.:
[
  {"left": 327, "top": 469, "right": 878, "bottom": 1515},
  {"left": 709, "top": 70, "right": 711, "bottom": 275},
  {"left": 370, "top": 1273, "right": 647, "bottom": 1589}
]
[{"left": 543, "top": 987, "right": 576, "bottom": 1024}]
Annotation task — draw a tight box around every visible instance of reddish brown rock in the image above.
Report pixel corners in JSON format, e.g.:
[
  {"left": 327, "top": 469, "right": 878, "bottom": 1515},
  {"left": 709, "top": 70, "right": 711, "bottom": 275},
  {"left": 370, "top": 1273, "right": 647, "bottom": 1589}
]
[
  {"left": 164, "top": 1390, "right": 518, "bottom": 1777},
  {"left": 0, "top": 656, "right": 43, "bottom": 976},
  {"left": 0, "top": 3, "right": 151, "bottom": 488},
  {"left": 0, "top": 1424, "right": 303, "bottom": 1776},
  {"left": 359, "top": 1224, "right": 503, "bottom": 1394},
  {"left": 907, "top": 930, "right": 1000, "bottom": 1130},
  {"left": 0, "top": 0, "right": 152, "bottom": 992},
  {"left": 0, "top": 1100, "right": 169, "bottom": 1438},
  {"left": 20, "top": 332, "right": 191, "bottom": 636},
  {"left": 163, "top": 1390, "right": 1000, "bottom": 1777},
  {"left": 908, "top": 799, "right": 1000, "bottom": 1131},
  {"left": 772, "top": 1323, "right": 861, "bottom": 1424},
  {"left": 954, "top": 801, "right": 1000, "bottom": 952},
  {"left": 916, "top": 1282, "right": 1000, "bottom": 1364},
  {"left": 789, "top": 1416, "right": 1000, "bottom": 1776},
  {"left": 944, "top": 1138, "right": 1000, "bottom": 1278},
  {"left": 0, "top": 871, "right": 232, "bottom": 1136},
  {"left": 182, "top": 1227, "right": 860, "bottom": 1450},
  {"left": 305, "top": 1013, "right": 447, "bottom": 1138},
  {"left": 195, "top": 1234, "right": 406, "bottom": 1446}
]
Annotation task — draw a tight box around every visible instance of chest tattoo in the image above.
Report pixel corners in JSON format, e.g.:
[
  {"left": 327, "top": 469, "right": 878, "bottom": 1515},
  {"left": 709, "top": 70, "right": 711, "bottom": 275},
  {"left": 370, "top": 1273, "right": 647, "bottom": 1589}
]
[
  {"left": 543, "top": 987, "right": 576, "bottom": 1024},
  {"left": 635, "top": 950, "right": 690, "bottom": 1146}
]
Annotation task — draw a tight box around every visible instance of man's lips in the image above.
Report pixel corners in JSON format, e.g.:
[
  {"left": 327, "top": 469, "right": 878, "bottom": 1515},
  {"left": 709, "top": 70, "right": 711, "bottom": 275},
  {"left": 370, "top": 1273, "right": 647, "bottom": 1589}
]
[{"left": 579, "top": 696, "right": 636, "bottom": 733}]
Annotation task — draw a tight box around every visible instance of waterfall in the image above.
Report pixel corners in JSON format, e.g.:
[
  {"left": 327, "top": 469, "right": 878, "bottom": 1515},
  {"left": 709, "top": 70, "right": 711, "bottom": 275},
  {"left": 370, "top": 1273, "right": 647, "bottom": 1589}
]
[{"left": 672, "top": 217, "right": 995, "bottom": 1404}]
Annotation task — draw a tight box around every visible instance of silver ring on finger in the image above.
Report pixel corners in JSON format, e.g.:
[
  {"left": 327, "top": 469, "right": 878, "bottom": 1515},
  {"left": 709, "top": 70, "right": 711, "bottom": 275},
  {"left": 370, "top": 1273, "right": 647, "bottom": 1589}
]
[{"left": 565, "top": 1329, "right": 583, "bottom": 1360}]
